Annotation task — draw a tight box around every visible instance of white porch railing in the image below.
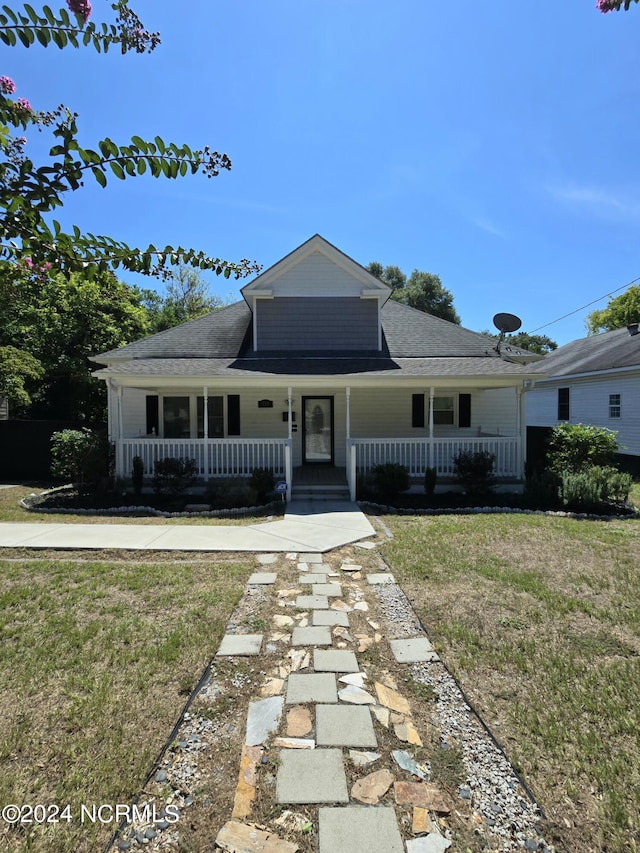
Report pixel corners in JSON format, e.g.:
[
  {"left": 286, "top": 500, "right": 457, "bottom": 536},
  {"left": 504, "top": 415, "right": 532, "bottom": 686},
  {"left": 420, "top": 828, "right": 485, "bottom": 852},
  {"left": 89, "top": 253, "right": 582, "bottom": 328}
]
[
  {"left": 119, "top": 438, "right": 289, "bottom": 480},
  {"left": 347, "top": 436, "right": 521, "bottom": 499}
]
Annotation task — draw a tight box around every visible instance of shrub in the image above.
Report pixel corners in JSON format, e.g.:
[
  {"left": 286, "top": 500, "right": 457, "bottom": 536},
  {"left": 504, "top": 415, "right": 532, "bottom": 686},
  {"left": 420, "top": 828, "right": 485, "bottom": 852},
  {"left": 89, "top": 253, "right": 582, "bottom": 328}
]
[
  {"left": 131, "top": 456, "right": 144, "bottom": 496},
  {"left": 371, "top": 463, "right": 410, "bottom": 501},
  {"left": 207, "top": 477, "right": 254, "bottom": 509},
  {"left": 50, "top": 428, "right": 106, "bottom": 493},
  {"left": 559, "top": 465, "right": 633, "bottom": 511},
  {"left": 250, "top": 467, "right": 275, "bottom": 504},
  {"left": 548, "top": 423, "right": 618, "bottom": 474},
  {"left": 424, "top": 467, "right": 437, "bottom": 496},
  {"left": 524, "top": 470, "right": 561, "bottom": 509},
  {"left": 152, "top": 457, "right": 197, "bottom": 496},
  {"left": 452, "top": 450, "right": 495, "bottom": 495}
]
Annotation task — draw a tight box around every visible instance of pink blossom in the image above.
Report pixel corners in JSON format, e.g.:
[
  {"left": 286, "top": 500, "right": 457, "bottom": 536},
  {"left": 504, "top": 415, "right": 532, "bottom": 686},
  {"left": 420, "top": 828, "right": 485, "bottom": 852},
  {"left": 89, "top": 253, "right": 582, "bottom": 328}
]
[
  {"left": 16, "top": 97, "right": 32, "bottom": 112},
  {"left": 67, "top": 0, "right": 92, "bottom": 23},
  {"left": 23, "top": 257, "right": 34, "bottom": 269},
  {"left": 0, "top": 75, "right": 16, "bottom": 94}
]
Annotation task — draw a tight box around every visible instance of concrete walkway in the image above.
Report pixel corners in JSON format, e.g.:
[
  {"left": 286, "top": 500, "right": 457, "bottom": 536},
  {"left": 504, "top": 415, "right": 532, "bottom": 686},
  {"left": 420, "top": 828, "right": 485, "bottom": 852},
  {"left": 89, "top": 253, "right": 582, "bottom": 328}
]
[{"left": 0, "top": 500, "right": 376, "bottom": 553}]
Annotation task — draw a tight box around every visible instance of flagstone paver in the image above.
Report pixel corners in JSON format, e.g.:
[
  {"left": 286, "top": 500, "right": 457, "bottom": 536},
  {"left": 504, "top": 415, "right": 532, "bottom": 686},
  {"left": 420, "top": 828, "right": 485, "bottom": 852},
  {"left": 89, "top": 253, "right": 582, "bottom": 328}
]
[
  {"left": 313, "top": 648, "right": 359, "bottom": 672},
  {"left": 318, "top": 806, "right": 404, "bottom": 853},
  {"left": 295, "top": 594, "right": 329, "bottom": 609},
  {"left": 217, "top": 634, "right": 263, "bottom": 657},
  {"left": 291, "top": 625, "right": 332, "bottom": 646},
  {"left": 311, "top": 583, "right": 342, "bottom": 597},
  {"left": 276, "top": 748, "right": 349, "bottom": 804},
  {"left": 248, "top": 572, "right": 278, "bottom": 585},
  {"left": 315, "top": 704, "right": 377, "bottom": 748},
  {"left": 298, "top": 573, "right": 328, "bottom": 584},
  {"left": 366, "top": 572, "right": 396, "bottom": 585},
  {"left": 312, "top": 610, "right": 350, "bottom": 627},
  {"left": 389, "top": 637, "right": 439, "bottom": 663},
  {"left": 286, "top": 673, "right": 338, "bottom": 704},
  {"left": 245, "top": 696, "right": 284, "bottom": 746}
]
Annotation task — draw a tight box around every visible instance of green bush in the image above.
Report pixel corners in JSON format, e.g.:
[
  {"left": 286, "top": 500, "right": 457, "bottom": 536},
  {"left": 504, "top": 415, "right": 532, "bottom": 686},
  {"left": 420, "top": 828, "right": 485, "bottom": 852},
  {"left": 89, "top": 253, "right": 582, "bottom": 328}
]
[
  {"left": 131, "top": 456, "right": 144, "bottom": 496},
  {"left": 452, "top": 450, "right": 495, "bottom": 495},
  {"left": 524, "top": 470, "right": 561, "bottom": 509},
  {"left": 50, "top": 428, "right": 106, "bottom": 493},
  {"left": 548, "top": 423, "right": 619, "bottom": 473},
  {"left": 559, "top": 465, "right": 633, "bottom": 511},
  {"left": 207, "top": 477, "right": 254, "bottom": 509},
  {"left": 250, "top": 467, "right": 275, "bottom": 504},
  {"left": 152, "top": 457, "right": 197, "bottom": 496},
  {"left": 371, "top": 463, "right": 410, "bottom": 501},
  {"left": 424, "top": 466, "right": 437, "bottom": 496}
]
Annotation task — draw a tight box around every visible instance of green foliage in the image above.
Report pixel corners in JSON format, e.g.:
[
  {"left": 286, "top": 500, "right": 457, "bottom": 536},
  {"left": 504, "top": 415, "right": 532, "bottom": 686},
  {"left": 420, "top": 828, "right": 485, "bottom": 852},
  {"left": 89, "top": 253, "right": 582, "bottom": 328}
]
[
  {"left": 586, "top": 285, "right": 640, "bottom": 334},
  {"left": 50, "top": 427, "right": 105, "bottom": 490},
  {"left": 367, "top": 262, "right": 460, "bottom": 323},
  {"left": 371, "top": 463, "right": 410, "bottom": 500},
  {"left": 559, "top": 466, "right": 633, "bottom": 511},
  {"left": 152, "top": 457, "right": 197, "bottom": 496},
  {"left": 482, "top": 330, "right": 558, "bottom": 355},
  {"left": 524, "top": 470, "right": 561, "bottom": 509},
  {"left": 0, "top": 344, "right": 43, "bottom": 411},
  {"left": 249, "top": 467, "right": 275, "bottom": 504},
  {"left": 0, "top": 266, "right": 150, "bottom": 420},
  {"left": 547, "top": 423, "right": 619, "bottom": 474},
  {"left": 131, "top": 455, "right": 144, "bottom": 496},
  {"left": 138, "top": 265, "right": 226, "bottom": 333},
  {"left": 424, "top": 466, "right": 437, "bottom": 495},
  {"left": 453, "top": 450, "right": 495, "bottom": 494},
  {"left": 207, "top": 476, "right": 254, "bottom": 509},
  {"left": 0, "top": 3, "right": 259, "bottom": 279}
]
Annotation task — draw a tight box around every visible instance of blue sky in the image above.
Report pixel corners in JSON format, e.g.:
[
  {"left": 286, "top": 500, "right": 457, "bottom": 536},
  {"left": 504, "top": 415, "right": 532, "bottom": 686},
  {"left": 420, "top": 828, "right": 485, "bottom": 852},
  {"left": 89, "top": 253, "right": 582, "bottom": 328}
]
[{"left": 7, "top": 0, "right": 640, "bottom": 344}]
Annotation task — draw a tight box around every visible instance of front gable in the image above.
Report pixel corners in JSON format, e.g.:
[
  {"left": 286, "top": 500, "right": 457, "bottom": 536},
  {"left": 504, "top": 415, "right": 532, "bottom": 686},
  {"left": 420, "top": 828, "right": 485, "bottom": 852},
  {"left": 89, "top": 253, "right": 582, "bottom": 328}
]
[{"left": 241, "top": 235, "right": 390, "bottom": 352}]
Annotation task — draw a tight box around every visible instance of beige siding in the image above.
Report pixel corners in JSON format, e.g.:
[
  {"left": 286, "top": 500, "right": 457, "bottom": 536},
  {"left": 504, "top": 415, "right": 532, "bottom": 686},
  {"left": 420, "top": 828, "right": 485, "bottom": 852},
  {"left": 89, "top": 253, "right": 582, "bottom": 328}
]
[{"left": 474, "top": 388, "right": 518, "bottom": 435}]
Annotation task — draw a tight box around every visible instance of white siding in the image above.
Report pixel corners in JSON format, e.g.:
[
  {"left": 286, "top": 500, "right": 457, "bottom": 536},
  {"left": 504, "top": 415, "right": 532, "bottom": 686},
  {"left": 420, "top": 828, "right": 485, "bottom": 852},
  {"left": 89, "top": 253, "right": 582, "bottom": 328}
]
[
  {"left": 474, "top": 388, "right": 519, "bottom": 436},
  {"left": 266, "top": 250, "right": 369, "bottom": 298},
  {"left": 526, "top": 372, "right": 640, "bottom": 456},
  {"left": 122, "top": 388, "right": 149, "bottom": 437}
]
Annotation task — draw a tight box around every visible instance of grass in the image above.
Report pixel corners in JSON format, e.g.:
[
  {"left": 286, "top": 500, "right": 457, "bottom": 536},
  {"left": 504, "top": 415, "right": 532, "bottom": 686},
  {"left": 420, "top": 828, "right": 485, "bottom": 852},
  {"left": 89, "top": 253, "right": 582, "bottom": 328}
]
[
  {"left": 380, "top": 511, "right": 640, "bottom": 853},
  {"left": 0, "top": 555, "right": 250, "bottom": 852},
  {"left": 0, "top": 484, "right": 282, "bottom": 525}
]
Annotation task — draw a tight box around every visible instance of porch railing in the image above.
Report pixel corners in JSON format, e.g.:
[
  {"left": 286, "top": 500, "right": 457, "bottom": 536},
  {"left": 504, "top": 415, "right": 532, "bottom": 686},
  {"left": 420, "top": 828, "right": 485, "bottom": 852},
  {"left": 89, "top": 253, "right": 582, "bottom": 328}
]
[
  {"left": 119, "top": 438, "right": 290, "bottom": 481},
  {"left": 347, "top": 436, "right": 521, "bottom": 500}
]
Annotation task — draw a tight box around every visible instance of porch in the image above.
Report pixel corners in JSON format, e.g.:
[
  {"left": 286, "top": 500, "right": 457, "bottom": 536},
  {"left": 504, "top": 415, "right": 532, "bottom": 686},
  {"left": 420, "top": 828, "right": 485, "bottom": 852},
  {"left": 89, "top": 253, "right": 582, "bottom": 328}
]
[{"left": 117, "top": 434, "right": 521, "bottom": 501}]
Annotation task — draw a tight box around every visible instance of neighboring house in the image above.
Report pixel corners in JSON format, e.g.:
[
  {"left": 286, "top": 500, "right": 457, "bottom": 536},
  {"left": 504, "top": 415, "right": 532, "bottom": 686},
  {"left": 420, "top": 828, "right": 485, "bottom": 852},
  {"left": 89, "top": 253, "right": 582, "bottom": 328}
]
[
  {"left": 92, "top": 235, "right": 542, "bottom": 499},
  {"left": 526, "top": 324, "right": 640, "bottom": 466}
]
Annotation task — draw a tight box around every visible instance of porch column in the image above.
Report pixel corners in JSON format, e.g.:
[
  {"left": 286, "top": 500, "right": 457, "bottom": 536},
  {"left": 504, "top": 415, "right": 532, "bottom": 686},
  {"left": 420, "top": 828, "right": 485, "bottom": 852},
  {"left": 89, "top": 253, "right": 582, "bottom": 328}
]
[
  {"left": 428, "top": 386, "right": 435, "bottom": 470},
  {"left": 203, "top": 386, "right": 209, "bottom": 482},
  {"left": 287, "top": 386, "right": 293, "bottom": 501},
  {"left": 116, "top": 386, "right": 124, "bottom": 478},
  {"left": 346, "top": 386, "right": 351, "bottom": 439},
  {"left": 517, "top": 385, "right": 526, "bottom": 479}
]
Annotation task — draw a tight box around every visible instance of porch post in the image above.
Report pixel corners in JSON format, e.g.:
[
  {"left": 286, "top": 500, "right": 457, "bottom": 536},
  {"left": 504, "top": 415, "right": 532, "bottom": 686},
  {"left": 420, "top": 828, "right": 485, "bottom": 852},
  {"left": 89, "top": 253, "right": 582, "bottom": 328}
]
[
  {"left": 203, "top": 386, "right": 209, "bottom": 482},
  {"left": 428, "top": 386, "right": 435, "bottom": 469},
  {"left": 346, "top": 386, "right": 354, "bottom": 501},
  {"left": 346, "top": 386, "right": 351, "bottom": 439},
  {"left": 517, "top": 385, "right": 526, "bottom": 479},
  {"left": 287, "top": 386, "right": 293, "bottom": 500},
  {"left": 116, "top": 386, "right": 124, "bottom": 479}
]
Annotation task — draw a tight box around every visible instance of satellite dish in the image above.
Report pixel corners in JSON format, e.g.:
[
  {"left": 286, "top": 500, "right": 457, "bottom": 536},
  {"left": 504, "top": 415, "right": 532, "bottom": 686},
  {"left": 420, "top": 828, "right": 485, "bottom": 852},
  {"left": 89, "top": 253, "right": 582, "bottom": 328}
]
[
  {"left": 492, "top": 312, "right": 522, "bottom": 354},
  {"left": 493, "top": 312, "right": 522, "bottom": 334}
]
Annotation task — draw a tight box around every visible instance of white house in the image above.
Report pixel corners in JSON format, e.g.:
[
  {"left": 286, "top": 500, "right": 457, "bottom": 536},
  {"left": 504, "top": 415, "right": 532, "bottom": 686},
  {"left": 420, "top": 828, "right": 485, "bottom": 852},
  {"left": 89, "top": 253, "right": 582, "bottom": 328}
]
[
  {"left": 92, "top": 235, "right": 542, "bottom": 499},
  {"left": 526, "top": 324, "right": 640, "bottom": 465}
]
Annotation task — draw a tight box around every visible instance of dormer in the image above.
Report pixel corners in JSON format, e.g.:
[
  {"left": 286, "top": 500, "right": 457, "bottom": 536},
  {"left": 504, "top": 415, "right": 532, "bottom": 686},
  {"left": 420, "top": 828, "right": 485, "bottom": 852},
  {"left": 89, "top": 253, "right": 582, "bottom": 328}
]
[{"left": 241, "top": 235, "right": 390, "bottom": 353}]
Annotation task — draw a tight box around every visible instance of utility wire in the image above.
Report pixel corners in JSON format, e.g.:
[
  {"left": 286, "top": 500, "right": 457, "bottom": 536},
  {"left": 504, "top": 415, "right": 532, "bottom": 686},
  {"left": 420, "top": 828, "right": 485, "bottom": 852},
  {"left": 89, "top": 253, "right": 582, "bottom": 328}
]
[{"left": 529, "top": 275, "right": 640, "bottom": 333}]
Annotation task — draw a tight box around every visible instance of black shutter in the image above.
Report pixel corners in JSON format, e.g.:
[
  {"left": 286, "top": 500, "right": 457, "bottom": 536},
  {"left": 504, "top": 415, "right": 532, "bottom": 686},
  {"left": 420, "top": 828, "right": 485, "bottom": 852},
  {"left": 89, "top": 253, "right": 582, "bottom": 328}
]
[
  {"left": 459, "top": 393, "right": 471, "bottom": 428},
  {"left": 227, "top": 394, "right": 241, "bottom": 436},
  {"left": 412, "top": 393, "right": 425, "bottom": 428},
  {"left": 146, "top": 395, "right": 159, "bottom": 435}
]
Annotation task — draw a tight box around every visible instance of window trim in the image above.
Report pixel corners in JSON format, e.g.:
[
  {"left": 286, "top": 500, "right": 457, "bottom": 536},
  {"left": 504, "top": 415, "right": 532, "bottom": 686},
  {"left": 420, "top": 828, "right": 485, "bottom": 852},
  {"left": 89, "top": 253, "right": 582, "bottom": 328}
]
[
  {"left": 557, "top": 387, "right": 570, "bottom": 421},
  {"left": 608, "top": 393, "right": 621, "bottom": 419}
]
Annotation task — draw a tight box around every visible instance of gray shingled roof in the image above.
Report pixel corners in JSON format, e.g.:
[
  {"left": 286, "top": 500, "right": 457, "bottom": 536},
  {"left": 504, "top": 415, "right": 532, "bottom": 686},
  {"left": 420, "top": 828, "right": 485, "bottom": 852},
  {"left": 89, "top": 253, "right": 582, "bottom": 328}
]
[
  {"left": 93, "top": 298, "right": 527, "bottom": 364},
  {"left": 530, "top": 327, "right": 640, "bottom": 377},
  {"left": 93, "top": 356, "right": 534, "bottom": 379}
]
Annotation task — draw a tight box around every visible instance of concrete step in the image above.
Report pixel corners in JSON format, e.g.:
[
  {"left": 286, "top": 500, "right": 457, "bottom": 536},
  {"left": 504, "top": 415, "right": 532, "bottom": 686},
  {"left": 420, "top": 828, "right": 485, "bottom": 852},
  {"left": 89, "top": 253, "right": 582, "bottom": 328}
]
[{"left": 291, "top": 486, "right": 351, "bottom": 501}]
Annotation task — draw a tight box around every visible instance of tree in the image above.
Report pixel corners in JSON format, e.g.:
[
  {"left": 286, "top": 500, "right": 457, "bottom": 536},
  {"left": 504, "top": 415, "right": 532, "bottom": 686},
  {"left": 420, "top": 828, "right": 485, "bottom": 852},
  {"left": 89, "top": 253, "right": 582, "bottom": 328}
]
[
  {"left": 140, "top": 265, "right": 227, "bottom": 333},
  {"left": 597, "top": 0, "right": 639, "bottom": 11},
  {"left": 0, "top": 262, "right": 150, "bottom": 420},
  {"left": 0, "top": 1, "right": 259, "bottom": 280},
  {"left": 585, "top": 285, "right": 640, "bottom": 334},
  {"left": 481, "top": 331, "right": 558, "bottom": 355},
  {"left": 367, "top": 262, "right": 460, "bottom": 324},
  {"left": 0, "top": 344, "right": 43, "bottom": 411}
]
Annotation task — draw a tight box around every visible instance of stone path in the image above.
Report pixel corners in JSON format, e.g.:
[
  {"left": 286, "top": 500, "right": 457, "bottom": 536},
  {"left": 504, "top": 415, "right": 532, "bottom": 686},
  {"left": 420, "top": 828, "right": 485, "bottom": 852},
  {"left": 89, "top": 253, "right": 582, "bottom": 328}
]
[{"left": 114, "top": 548, "right": 553, "bottom": 853}]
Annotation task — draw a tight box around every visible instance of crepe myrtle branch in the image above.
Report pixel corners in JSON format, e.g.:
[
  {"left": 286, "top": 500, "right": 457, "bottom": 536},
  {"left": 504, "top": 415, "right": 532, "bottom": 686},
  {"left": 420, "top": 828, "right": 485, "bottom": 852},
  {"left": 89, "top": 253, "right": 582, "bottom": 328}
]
[
  {"left": 596, "top": 0, "right": 639, "bottom": 11},
  {"left": 0, "top": 1, "right": 160, "bottom": 54}
]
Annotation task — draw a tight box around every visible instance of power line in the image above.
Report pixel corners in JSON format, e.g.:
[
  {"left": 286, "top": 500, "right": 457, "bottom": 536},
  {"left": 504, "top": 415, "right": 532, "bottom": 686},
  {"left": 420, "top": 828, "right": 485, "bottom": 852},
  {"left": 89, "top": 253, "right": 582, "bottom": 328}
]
[{"left": 529, "top": 276, "right": 640, "bottom": 333}]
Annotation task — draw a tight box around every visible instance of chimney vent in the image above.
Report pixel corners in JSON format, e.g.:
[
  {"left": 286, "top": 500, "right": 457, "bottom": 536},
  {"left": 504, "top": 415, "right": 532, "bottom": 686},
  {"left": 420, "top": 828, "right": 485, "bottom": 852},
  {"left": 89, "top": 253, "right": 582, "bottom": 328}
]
[{"left": 627, "top": 323, "right": 639, "bottom": 336}]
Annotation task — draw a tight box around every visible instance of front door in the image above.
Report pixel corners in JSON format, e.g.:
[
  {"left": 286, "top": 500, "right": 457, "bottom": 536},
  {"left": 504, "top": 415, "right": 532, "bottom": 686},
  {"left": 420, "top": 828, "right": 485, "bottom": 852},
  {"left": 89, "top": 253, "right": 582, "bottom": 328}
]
[{"left": 303, "top": 396, "right": 334, "bottom": 464}]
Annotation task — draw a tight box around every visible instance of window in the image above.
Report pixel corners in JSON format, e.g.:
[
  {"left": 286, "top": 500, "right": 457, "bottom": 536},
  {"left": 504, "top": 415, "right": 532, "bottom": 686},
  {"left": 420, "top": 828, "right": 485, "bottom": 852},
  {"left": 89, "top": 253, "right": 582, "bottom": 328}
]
[
  {"left": 557, "top": 388, "right": 570, "bottom": 421},
  {"left": 432, "top": 396, "right": 454, "bottom": 425},
  {"left": 609, "top": 393, "right": 621, "bottom": 419},
  {"left": 163, "top": 397, "right": 190, "bottom": 438},
  {"left": 197, "top": 396, "right": 224, "bottom": 438},
  {"left": 412, "top": 394, "right": 425, "bottom": 428}
]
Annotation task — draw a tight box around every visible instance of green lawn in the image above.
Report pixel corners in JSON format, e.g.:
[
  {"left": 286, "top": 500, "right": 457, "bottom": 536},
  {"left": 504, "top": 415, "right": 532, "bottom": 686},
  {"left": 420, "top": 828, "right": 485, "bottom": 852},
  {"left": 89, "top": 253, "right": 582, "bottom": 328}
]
[
  {"left": 0, "top": 556, "right": 250, "bottom": 852},
  {"left": 380, "top": 511, "right": 640, "bottom": 853}
]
